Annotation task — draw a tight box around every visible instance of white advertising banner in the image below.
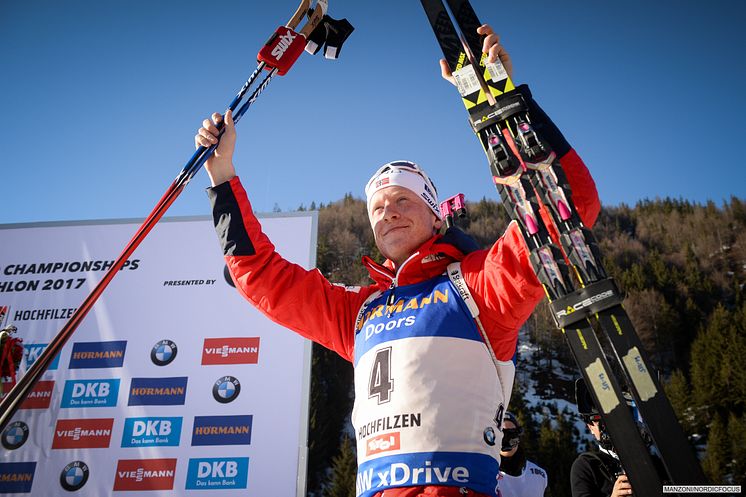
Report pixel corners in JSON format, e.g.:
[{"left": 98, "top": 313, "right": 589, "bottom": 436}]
[{"left": 0, "top": 214, "right": 316, "bottom": 496}]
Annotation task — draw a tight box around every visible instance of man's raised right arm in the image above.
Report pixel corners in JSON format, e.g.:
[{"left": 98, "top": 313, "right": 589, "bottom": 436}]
[{"left": 199, "top": 112, "right": 361, "bottom": 362}]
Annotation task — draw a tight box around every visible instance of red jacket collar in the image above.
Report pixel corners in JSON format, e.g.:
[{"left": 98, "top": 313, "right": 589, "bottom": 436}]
[{"left": 362, "top": 234, "right": 466, "bottom": 289}]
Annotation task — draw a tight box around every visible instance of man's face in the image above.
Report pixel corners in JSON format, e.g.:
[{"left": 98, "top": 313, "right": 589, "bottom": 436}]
[
  {"left": 368, "top": 186, "right": 442, "bottom": 267},
  {"left": 500, "top": 419, "right": 519, "bottom": 457}
]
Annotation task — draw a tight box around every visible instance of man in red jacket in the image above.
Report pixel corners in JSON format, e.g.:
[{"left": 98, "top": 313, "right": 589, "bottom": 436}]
[{"left": 197, "top": 25, "right": 600, "bottom": 497}]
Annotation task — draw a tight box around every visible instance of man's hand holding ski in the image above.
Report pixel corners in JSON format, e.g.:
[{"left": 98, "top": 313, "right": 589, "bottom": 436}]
[{"left": 439, "top": 24, "right": 513, "bottom": 84}]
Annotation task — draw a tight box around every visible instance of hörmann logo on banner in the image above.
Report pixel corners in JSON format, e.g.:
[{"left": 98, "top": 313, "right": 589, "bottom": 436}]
[
  {"left": 185, "top": 457, "right": 249, "bottom": 490},
  {"left": 191, "top": 415, "right": 252, "bottom": 446},
  {"left": 1, "top": 380, "right": 55, "bottom": 409},
  {"left": 113, "top": 458, "right": 176, "bottom": 491},
  {"left": 128, "top": 377, "right": 188, "bottom": 406},
  {"left": 69, "top": 340, "right": 127, "bottom": 369},
  {"left": 0, "top": 461, "right": 36, "bottom": 494},
  {"left": 52, "top": 418, "right": 114, "bottom": 449},
  {"left": 24, "top": 343, "right": 60, "bottom": 370},
  {"left": 201, "top": 337, "right": 260, "bottom": 365},
  {"left": 61, "top": 379, "right": 120, "bottom": 408},
  {"left": 121, "top": 417, "right": 182, "bottom": 447}
]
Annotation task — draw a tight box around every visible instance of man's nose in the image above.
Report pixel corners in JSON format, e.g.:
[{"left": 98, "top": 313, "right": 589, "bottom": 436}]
[{"left": 382, "top": 202, "right": 399, "bottom": 220}]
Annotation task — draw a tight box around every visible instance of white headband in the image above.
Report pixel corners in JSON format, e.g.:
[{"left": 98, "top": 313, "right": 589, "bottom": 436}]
[{"left": 364, "top": 161, "right": 441, "bottom": 219}]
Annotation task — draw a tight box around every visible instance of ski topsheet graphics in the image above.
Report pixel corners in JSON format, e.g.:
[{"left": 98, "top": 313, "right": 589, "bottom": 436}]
[
  {"left": 420, "top": 0, "right": 706, "bottom": 492},
  {"left": 0, "top": 0, "right": 353, "bottom": 432}
]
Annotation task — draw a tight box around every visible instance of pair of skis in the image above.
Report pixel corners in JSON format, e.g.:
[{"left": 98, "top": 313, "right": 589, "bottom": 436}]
[
  {"left": 0, "top": 0, "right": 352, "bottom": 432},
  {"left": 420, "top": 0, "right": 706, "bottom": 492}
]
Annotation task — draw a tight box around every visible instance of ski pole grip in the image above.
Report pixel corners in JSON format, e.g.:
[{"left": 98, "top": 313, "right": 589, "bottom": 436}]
[{"left": 257, "top": 26, "right": 306, "bottom": 76}]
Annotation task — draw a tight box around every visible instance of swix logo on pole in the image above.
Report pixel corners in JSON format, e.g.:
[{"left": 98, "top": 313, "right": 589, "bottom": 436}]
[
  {"left": 257, "top": 26, "right": 306, "bottom": 76},
  {"left": 271, "top": 30, "right": 297, "bottom": 59}
]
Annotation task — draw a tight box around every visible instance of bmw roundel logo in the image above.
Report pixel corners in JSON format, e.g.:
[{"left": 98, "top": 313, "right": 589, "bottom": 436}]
[
  {"left": 60, "top": 461, "right": 89, "bottom": 491},
  {"left": 483, "top": 426, "right": 496, "bottom": 446},
  {"left": 213, "top": 375, "right": 241, "bottom": 403},
  {"left": 151, "top": 339, "right": 178, "bottom": 366},
  {"left": 2, "top": 421, "right": 29, "bottom": 450}
]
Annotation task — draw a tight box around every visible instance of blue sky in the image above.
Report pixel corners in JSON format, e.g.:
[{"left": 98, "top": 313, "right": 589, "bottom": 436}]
[{"left": 1, "top": 0, "right": 744, "bottom": 225}]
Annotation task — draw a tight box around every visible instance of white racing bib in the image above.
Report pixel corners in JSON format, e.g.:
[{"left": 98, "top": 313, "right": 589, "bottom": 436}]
[{"left": 353, "top": 275, "right": 515, "bottom": 497}]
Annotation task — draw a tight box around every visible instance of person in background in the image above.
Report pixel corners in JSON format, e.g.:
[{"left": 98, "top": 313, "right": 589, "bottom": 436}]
[
  {"left": 570, "top": 379, "right": 633, "bottom": 497},
  {"left": 497, "top": 411, "right": 548, "bottom": 497}
]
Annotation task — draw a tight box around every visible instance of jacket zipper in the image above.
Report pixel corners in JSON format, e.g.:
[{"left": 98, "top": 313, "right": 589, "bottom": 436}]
[{"left": 385, "top": 252, "right": 419, "bottom": 316}]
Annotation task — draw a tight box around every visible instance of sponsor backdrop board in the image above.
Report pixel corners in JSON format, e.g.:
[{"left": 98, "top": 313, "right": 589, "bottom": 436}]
[{"left": 0, "top": 214, "right": 316, "bottom": 496}]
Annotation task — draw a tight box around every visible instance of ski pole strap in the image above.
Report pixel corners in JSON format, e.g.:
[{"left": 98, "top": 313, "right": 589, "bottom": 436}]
[
  {"left": 549, "top": 278, "right": 624, "bottom": 328},
  {"left": 305, "top": 15, "right": 355, "bottom": 59}
]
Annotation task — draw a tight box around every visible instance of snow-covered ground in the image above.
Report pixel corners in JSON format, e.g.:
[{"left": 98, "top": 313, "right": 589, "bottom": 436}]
[{"left": 514, "top": 325, "right": 596, "bottom": 450}]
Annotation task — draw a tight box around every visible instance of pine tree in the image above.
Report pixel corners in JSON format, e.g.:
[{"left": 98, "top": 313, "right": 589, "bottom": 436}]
[
  {"left": 702, "top": 414, "right": 730, "bottom": 483},
  {"left": 728, "top": 413, "right": 746, "bottom": 485},
  {"left": 535, "top": 409, "right": 577, "bottom": 497},
  {"left": 323, "top": 435, "right": 357, "bottom": 497}
]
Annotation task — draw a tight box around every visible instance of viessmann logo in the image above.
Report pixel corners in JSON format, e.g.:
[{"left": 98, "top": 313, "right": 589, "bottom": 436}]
[
  {"left": 191, "top": 415, "right": 252, "bottom": 446},
  {"left": 2, "top": 380, "right": 55, "bottom": 409},
  {"left": 61, "top": 379, "right": 119, "bottom": 408},
  {"left": 0, "top": 462, "right": 36, "bottom": 493},
  {"left": 201, "top": 337, "right": 260, "bottom": 365},
  {"left": 68, "top": 340, "right": 127, "bottom": 369},
  {"left": 127, "top": 377, "right": 188, "bottom": 406},
  {"left": 113, "top": 459, "right": 176, "bottom": 491},
  {"left": 52, "top": 418, "right": 114, "bottom": 449}
]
